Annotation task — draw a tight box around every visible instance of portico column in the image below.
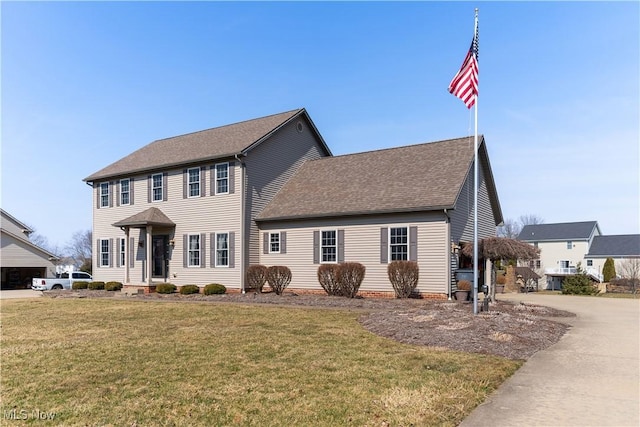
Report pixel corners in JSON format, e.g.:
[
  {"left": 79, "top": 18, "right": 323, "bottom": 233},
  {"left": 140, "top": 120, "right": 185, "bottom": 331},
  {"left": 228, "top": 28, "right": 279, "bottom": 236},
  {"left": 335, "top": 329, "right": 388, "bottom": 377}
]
[{"left": 146, "top": 225, "right": 153, "bottom": 286}]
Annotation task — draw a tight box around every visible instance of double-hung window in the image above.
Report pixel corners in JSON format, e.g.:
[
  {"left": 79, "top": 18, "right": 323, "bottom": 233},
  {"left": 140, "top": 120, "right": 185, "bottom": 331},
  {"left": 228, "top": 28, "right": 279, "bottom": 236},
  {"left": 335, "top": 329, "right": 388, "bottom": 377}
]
[
  {"left": 100, "top": 239, "right": 110, "bottom": 267},
  {"left": 100, "top": 183, "right": 109, "bottom": 207},
  {"left": 119, "top": 238, "right": 126, "bottom": 267},
  {"left": 216, "top": 233, "right": 229, "bottom": 267},
  {"left": 215, "top": 163, "right": 229, "bottom": 194},
  {"left": 390, "top": 227, "right": 408, "bottom": 261},
  {"left": 269, "top": 232, "right": 280, "bottom": 253},
  {"left": 321, "top": 230, "right": 337, "bottom": 263},
  {"left": 120, "top": 179, "right": 130, "bottom": 205},
  {"left": 188, "top": 234, "right": 200, "bottom": 267},
  {"left": 152, "top": 173, "right": 163, "bottom": 202},
  {"left": 188, "top": 168, "right": 200, "bottom": 197}
]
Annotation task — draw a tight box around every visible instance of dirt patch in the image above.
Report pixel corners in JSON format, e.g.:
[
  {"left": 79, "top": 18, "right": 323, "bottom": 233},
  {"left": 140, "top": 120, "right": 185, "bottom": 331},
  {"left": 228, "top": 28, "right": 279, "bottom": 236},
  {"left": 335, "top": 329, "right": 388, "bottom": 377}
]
[{"left": 43, "top": 290, "right": 574, "bottom": 360}]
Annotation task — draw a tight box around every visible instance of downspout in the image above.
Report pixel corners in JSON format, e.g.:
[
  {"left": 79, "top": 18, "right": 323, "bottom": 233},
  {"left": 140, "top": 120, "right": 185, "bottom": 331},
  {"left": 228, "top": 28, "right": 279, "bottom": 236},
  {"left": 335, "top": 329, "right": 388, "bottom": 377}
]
[
  {"left": 444, "top": 208, "right": 452, "bottom": 300},
  {"left": 235, "top": 153, "right": 246, "bottom": 294}
]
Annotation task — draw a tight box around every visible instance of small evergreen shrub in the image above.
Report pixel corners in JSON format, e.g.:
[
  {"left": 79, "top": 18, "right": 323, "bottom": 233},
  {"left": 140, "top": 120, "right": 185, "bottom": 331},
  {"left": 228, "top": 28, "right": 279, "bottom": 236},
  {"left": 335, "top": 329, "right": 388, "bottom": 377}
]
[
  {"left": 88, "top": 281, "right": 105, "bottom": 290},
  {"left": 562, "top": 274, "right": 598, "bottom": 295},
  {"left": 180, "top": 285, "right": 200, "bottom": 295},
  {"left": 457, "top": 280, "right": 472, "bottom": 291},
  {"left": 246, "top": 265, "right": 268, "bottom": 293},
  {"left": 337, "top": 262, "right": 366, "bottom": 298},
  {"left": 267, "top": 266, "right": 292, "bottom": 295},
  {"left": 387, "top": 261, "right": 419, "bottom": 298},
  {"left": 603, "top": 257, "right": 616, "bottom": 282},
  {"left": 72, "top": 281, "right": 89, "bottom": 290},
  {"left": 317, "top": 264, "right": 341, "bottom": 296},
  {"left": 203, "top": 283, "right": 226, "bottom": 295},
  {"left": 156, "top": 283, "right": 177, "bottom": 294},
  {"left": 105, "top": 281, "right": 123, "bottom": 291}
]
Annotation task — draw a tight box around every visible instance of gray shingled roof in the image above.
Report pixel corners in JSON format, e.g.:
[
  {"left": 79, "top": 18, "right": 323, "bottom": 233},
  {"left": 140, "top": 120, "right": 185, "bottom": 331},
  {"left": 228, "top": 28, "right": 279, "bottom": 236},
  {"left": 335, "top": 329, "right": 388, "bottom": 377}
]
[
  {"left": 257, "top": 136, "right": 498, "bottom": 221},
  {"left": 518, "top": 221, "right": 600, "bottom": 242},
  {"left": 586, "top": 235, "right": 640, "bottom": 257},
  {"left": 112, "top": 207, "right": 175, "bottom": 228},
  {"left": 85, "top": 109, "right": 311, "bottom": 182}
]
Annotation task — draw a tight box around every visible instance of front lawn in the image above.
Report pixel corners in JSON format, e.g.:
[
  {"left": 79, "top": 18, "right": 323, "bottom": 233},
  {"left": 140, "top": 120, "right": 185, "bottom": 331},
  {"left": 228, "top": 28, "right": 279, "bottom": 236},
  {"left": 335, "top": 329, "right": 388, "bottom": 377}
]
[{"left": 1, "top": 298, "right": 520, "bottom": 426}]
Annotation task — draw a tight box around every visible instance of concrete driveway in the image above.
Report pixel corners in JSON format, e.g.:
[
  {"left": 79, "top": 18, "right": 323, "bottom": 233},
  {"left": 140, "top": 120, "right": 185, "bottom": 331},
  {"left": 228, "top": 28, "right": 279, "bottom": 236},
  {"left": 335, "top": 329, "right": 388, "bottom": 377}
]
[
  {"left": 460, "top": 293, "right": 640, "bottom": 427},
  {"left": 0, "top": 289, "right": 43, "bottom": 299}
]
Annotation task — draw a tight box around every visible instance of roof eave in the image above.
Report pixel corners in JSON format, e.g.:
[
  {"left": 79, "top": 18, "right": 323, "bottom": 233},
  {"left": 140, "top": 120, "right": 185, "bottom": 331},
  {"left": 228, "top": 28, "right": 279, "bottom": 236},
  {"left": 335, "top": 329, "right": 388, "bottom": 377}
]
[{"left": 256, "top": 205, "right": 453, "bottom": 223}]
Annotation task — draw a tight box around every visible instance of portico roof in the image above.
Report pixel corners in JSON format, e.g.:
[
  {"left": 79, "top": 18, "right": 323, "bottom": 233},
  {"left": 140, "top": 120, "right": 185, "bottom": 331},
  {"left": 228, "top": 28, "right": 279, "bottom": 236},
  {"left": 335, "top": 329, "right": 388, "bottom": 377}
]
[{"left": 112, "top": 207, "right": 175, "bottom": 228}]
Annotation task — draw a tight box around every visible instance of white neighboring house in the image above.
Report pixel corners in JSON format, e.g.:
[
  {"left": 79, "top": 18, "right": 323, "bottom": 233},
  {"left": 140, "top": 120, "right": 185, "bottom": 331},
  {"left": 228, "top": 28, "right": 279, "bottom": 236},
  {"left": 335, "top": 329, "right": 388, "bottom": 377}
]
[
  {"left": 518, "top": 221, "right": 603, "bottom": 290},
  {"left": 0, "top": 209, "right": 60, "bottom": 289},
  {"left": 585, "top": 235, "right": 640, "bottom": 278}
]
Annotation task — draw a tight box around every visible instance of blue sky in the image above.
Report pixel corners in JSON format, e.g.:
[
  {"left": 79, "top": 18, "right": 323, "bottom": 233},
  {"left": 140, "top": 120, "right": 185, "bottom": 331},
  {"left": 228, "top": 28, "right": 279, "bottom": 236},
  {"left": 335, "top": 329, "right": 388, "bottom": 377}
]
[{"left": 2, "top": 1, "right": 639, "bottom": 250}]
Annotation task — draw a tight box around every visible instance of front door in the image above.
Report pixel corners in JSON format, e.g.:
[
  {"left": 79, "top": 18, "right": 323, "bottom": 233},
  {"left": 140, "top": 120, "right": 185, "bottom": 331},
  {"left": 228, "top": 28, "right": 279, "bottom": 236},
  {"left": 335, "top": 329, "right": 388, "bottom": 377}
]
[{"left": 152, "top": 235, "right": 168, "bottom": 279}]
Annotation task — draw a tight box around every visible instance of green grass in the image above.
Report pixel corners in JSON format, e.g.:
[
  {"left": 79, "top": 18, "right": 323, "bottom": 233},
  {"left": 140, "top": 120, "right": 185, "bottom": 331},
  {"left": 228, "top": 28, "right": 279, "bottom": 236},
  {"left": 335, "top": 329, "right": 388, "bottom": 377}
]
[{"left": 1, "top": 299, "right": 520, "bottom": 426}]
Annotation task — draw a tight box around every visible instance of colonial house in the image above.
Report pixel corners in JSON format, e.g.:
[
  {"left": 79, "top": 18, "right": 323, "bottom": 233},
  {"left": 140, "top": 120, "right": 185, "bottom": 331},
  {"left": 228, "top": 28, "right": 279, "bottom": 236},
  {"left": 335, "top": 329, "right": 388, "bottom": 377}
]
[
  {"left": 1, "top": 209, "right": 59, "bottom": 289},
  {"left": 84, "top": 108, "right": 503, "bottom": 298}
]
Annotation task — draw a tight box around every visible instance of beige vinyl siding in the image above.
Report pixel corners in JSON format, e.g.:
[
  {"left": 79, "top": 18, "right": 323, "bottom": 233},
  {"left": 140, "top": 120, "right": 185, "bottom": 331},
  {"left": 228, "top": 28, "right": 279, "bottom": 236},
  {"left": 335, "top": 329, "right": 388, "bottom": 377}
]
[
  {"left": 1, "top": 215, "right": 30, "bottom": 241},
  {"left": 0, "top": 232, "right": 57, "bottom": 272},
  {"left": 92, "top": 161, "right": 243, "bottom": 287},
  {"left": 258, "top": 213, "right": 449, "bottom": 295},
  {"left": 244, "top": 117, "right": 329, "bottom": 268}
]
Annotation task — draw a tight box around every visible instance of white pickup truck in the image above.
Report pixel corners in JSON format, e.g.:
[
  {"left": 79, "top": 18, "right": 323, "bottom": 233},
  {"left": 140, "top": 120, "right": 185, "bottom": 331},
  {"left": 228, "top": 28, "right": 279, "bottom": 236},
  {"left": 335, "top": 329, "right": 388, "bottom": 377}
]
[{"left": 32, "top": 272, "right": 93, "bottom": 291}]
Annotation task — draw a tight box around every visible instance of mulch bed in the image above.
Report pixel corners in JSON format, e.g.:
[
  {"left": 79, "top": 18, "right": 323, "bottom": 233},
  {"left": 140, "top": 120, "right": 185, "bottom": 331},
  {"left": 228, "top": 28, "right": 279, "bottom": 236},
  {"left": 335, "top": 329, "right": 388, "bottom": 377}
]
[{"left": 43, "top": 290, "right": 574, "bottom": 360}]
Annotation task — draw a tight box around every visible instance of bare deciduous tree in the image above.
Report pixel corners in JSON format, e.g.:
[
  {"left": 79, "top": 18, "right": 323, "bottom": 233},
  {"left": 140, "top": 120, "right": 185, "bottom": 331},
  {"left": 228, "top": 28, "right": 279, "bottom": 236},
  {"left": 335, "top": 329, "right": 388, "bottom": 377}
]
[
  {"left": 618, "top": 258, "right": 640, "bottom": 294},
  {"left": 66, "top": 230, "right": 92, "bottom": 273},
  {"left": 498, "top": 214, "right": 545, "bottom": 240},
  {"left": 518, "top": 214, "right": 545, "bottom": 227}
]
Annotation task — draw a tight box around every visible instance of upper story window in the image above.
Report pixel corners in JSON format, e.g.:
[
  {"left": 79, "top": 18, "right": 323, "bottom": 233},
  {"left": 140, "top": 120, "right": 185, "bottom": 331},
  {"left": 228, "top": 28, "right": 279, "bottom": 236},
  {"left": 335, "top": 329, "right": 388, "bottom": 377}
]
[
  {"left": 270, "top": 232, "right": 280, "bottom": 253},
  {"left": 321, "top": 230, "right": 337, "bottom": 263},
  {"left": 215, "top": 163, "right": 229, "bottom": 194},
  {"left": 567, "top": 241, "right": 573, "bottom": 249},
  {"left": 100, "top": 183, "right": 109, "bottom": 207},
  {"left": 188, "top": 168, "right": 200, "bottom": 197},
  {"left": 120, "top": 179, "right": 130, "bottom": 205},
  {"left": 216, "top": 233, "right": 229, "bottom": 267},
  {"left": 152, "top": 173, "right": 163, "bottom": 202},
  {"left": 390, "top": 227, "right": 408, "bottom": 261},
  {"left": 586, "top": 259, "right": 593, "bottom": 267},
  {"left": 188, "top": 234, "right": 200, "bottom": 267}
]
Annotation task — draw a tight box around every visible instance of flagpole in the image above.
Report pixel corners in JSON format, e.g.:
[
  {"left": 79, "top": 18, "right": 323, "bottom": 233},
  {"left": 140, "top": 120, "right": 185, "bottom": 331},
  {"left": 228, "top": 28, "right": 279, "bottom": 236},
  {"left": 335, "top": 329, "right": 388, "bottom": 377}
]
[{"left": 472, "top": 8, "right": 479, "bottom": 315}]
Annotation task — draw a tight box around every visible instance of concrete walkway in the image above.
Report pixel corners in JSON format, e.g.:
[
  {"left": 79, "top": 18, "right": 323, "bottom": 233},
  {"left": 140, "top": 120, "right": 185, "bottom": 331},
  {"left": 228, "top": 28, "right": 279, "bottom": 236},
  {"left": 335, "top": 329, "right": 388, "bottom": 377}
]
[{"left": 460, "top": 293, "right": 640, "bottom": 427}]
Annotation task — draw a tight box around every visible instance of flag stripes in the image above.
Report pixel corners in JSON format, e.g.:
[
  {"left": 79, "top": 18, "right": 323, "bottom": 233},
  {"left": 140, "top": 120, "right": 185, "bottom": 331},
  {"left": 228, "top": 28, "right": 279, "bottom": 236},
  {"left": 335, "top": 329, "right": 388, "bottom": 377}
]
[{"left": 448, "top": 24, "right": 479, "bottom": 109}]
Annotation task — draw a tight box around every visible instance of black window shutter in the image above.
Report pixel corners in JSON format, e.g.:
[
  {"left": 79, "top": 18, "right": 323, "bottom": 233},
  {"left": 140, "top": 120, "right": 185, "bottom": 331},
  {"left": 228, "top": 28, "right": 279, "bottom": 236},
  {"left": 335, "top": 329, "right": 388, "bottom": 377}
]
[
  {"left": 183, "top": 169, "right": 188, "bottom": 199},
  {"left": 337, "top": 230, "right": 344, "bottom": 263},
  {"left": 96, "top": 185, "right": 100, "bottom": 209},
  {"left": 200, "top": 233, "right": 206, "bottom": 268},
  {"left": 409, "top": 226, "right": 418, "bottom": 262},
  {"left": 162, "top": 172, "right": 168, "bottom": 201},
  {"left": 109, "top": 182, "right": 114, "bottom": 207},
  {"left": 116, "top": 238, "right": 121, "bottom": 267},
  {"left": 130, "top": 178, "right": 135, "bottom": 205},
  {"left": 229, "top": 162, "right": 235, "bottom": 194},
  {"left": 109, "top": 238, "right": 114, "bottom": 267},
  {"left": 210, "top": 233, "right": 216, "bottom": 268},
  {"left": 183, "top": 234, "right": 188, "bottom": 268},
  {"left": 147, "top": 175, "right": 152, "bottom": 203},
  {"left": 313, "top": 231, "right": 320, "bottom": 264},
  {"left": 263, "top": 232, "right": 269, "bottom": 254},
  {"left": 281, "top": 231, "right": 287, "bottom": 254},
  {"left": 116, "top": 182, "right": 120, "bottom": 207},
  {"left": 96, "top": 239, "right": 101, "bottom": 268},
  {"left": 129, "top": 237, "right": 135, "bottom": 268},
  {"left": 380, "top": 228, "right": 388, "bottom": 264},
  {"left": 210, "top": 165, "right": 215, "bottom": 196},
  {"left": 201, "top": 166, "right": 206, "bottom": 197},
  {"left": 229, "top": 232, "right": 235, "bottom": 268}
]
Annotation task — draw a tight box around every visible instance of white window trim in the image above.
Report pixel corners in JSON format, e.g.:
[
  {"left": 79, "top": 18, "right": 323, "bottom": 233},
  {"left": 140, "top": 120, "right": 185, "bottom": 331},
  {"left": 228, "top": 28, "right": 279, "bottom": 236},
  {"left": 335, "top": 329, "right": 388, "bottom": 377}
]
[
  {"left": 100, "top": 239, "right": 110, "bottom": 267},
  {"left": 100, "top": 183, "right": 109, "bottom": 208},
  {"left": 152, "top": 173, "right": 163, "bottom": 202},
  {"left": 389, "top": 227, "right": 409, "bottom": 262},
  {"left": 187, "top": 167, "right": 200, "bottom": 198},
  {"left": 215, "top": 232, "right": 230, "bottom": 268},
  {"left": 321, "top": 229, "right": 338, "bottom": 264},
  {"left": 269, "top": 232, "right": 280, "bottom": 254},
  {"left": 120, "top": 178, "right": 130, "bottom": 206},
  {"left": 215, "top": 162, "right": 229, "bottom": 195},
  {"left": 188, "top": 234, "right": 201, "bottom": 267}
]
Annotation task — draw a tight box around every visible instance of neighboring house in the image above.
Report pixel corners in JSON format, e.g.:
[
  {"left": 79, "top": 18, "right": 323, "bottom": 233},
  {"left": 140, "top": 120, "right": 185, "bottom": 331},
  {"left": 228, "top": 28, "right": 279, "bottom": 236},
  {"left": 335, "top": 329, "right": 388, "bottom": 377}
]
[
  {"left": 585, "top": 235, "right": 640, "bottom": 277},
  {"left": 0, "top": 209, "right": 59, "bottom": 289},
  {"left": 518, "top": 221, "right": 603, "bottom": 289},
  {"left": 84, "top": 108, "right": 503, "bottom": 298}
]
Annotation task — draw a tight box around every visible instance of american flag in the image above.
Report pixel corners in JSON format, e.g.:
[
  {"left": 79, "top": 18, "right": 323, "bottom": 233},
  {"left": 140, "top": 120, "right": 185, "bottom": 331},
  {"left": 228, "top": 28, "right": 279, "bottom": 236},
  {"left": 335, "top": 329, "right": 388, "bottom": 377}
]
[{"left": 448, "top": 25, "right": 479, "bottom": 109}]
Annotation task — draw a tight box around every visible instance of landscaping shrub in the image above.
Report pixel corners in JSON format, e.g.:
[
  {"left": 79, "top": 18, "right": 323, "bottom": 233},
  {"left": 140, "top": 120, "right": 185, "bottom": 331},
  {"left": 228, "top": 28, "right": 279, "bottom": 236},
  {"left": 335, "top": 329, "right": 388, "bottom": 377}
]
[
  {"left": 387, "top": 261, "right": 419, "bottom": 298},
  {"left": 457, "top": 280, "right": 472, "bottom": 291},
  {"left": 337, "top": 262, "right": 366, "bottom": 298},
  {"left": 317, "top": 264, "right": 341, "bottom": 296},
  {"left": 105, "top": 281, "right": 123, "bottom": 291},
  {"left": 603, "top": 257, "right": 616, "bottom": 283},
  {"left": 180, "top": 285, "right": 200, "bottom": 295},
  {"left": 496, "top": 274, "right": 507, "bottom": 285},
  {"left": 203, "top": 283, "right": 226, "bottom": 295},
  {"left": 246, "top": 265, "right": 268, "bottom": 293},
  {"left": 87, "top": 281, "right": 105, "bottom": 290},
  {"left": 72, "top": 281, "right": 89, "bottom": 290},
  {"left": 267, "top": 266, "right": 292, "bottom": 295},
  {"left": 562, "top": 274, "right": 598, "bottom": 295},
  {"left": 156, "top": 283, "right": 177, "bottom": 294}
]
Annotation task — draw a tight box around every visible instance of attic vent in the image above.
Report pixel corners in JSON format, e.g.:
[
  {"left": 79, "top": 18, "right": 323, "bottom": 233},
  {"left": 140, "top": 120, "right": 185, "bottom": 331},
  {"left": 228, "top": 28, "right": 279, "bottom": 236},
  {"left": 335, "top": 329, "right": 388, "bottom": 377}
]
[{"left": 296, "top": 121, "right": 304, "bottom": 133}]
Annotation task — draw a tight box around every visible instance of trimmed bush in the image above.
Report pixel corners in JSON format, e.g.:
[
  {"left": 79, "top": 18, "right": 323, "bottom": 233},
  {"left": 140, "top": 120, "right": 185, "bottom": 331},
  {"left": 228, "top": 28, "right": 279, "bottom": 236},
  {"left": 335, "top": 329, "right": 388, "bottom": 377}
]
[
  {"left": 246, "top": 265, "right": 268, "bottom": 293},
  {"left": 88, "top": 281, "right": 105, "bottom": 290},
  {"left": 72, "top": 281, "right": 89, "bottom": 290},
  {"left": 562, "top": 274, "right": 598, "bottom": 295},
  {"left": 267, "top": 266, "right": 292, "bottom": 295},
  {"left": 156, "top": 283, "right": 177, "bottom": 294},
  {"left": 388, "top": 261, "right": 419, "bottom": 298},
  {"left": 318, "top": 264, "right": 341, "bottom": 296},
  {"left": 603, "top": 257, "right": 616, "bottom": 283},
  {"left": 105, "top": 281, "right": 123, "bottom": 291},
  {"left": 180, "top": 285, "right": 200, "bottom": 295},
  {"left": 337, "top": 262, "right": 366, "bottom": 298},
  {"left": 203, "top": 283, "right": 226, "bottom": 295},
  {"left": 496, "top": 274, "right": 507, "bottom": 285}
]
